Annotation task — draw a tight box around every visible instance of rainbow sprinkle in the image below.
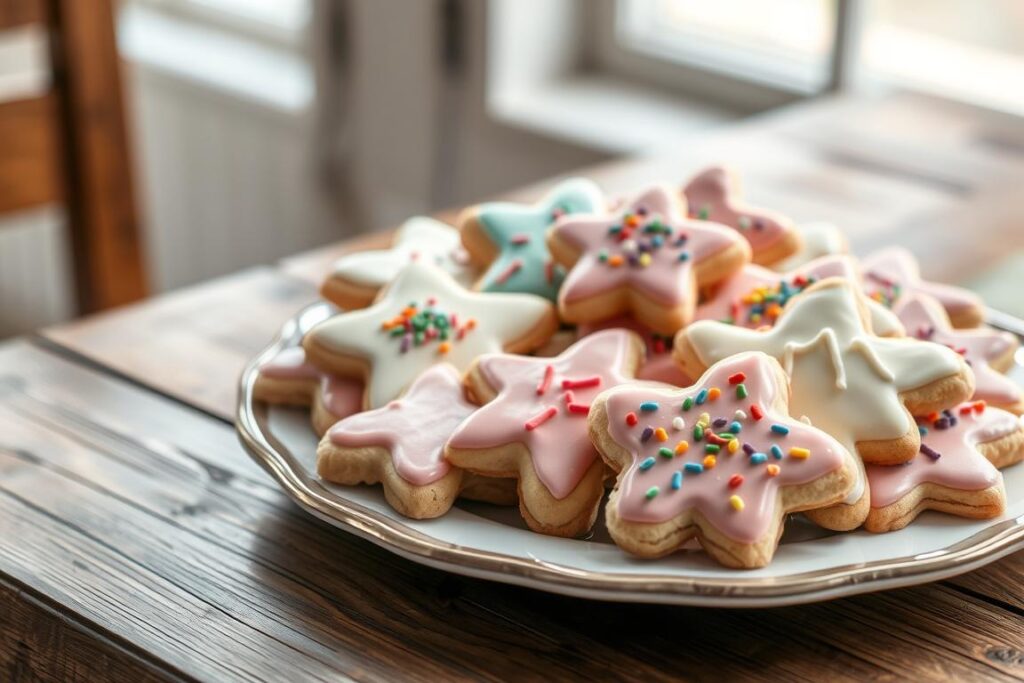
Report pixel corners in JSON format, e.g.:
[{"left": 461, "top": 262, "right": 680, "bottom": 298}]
[{"left": 381, "top": 299, "right": 474, "bottom": 354}]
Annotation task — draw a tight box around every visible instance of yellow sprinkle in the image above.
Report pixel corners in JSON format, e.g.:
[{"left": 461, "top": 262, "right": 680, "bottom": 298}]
[
  {"left": 766, "top": 464, "right": 780, "bottom": 477},
  {"left": 703, "top": 455, "right": 717, "bottom": 469},
  {"left": 708, "top": 387, "right": 721, "bottom": 402},
  {"left": 789, "top": 447, "right": 810, "bottom": 459},
  {"left": 638, "top": 253, "right": 652, "bottom": 267},
  {"left": 675, "top": 440, "right": 689, "bottom": 454},
  {"left": 727, "top": 439, "right": 739, "bottom": 454},
  {"left": 654, "top": 427, "right": 668, "bottom": 442},
  {"left": 698, "top": 412, "right": 711, "bottom": 427},
  {"left": 729, "top": 494, "right": 745, "bottom": 511}
]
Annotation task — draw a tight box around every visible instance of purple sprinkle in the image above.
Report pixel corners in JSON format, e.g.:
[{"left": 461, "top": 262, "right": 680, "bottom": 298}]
[
  {"left": 627, "top": 253, "right": 640, "bottom": 267},
  {"left": 636, "top": 206, "right": 648, "bottom": 216},
  {"left": 400, "top": 333, "right": 412, "bottom": 353},
  {"left": 920, "top": 443, "right": 942, "bottom": 460},
  {"left": 742, "top": 443, "right": 756, "bottom": 456},
  {"left": 712, "top": 418, "right": 728, "bottom": 428},
  {"left": 641, "top": 426, "right": 654, "bottom": 443},
  {"left": 933, "top": 417, "right": 950, "bottom": 430},
  {"left": 753, "top": 219, "right": 765, "bottom": 231},
  {"left": 637, "top": 242, "right": 651, "bottom": 253}
]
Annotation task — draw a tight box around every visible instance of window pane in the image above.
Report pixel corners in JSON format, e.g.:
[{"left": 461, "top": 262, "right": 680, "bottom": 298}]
[
  {"left": 862, "top": 0, "right": 1024, "bottom": 115},
  {"left": 616, "top": 0, "right": 836, "bottom": 92}
]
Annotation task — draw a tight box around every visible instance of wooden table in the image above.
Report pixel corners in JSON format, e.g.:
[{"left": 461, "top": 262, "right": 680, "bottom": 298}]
[{"left": 4, "top": 92, "right": 1024, "bottom": 682}]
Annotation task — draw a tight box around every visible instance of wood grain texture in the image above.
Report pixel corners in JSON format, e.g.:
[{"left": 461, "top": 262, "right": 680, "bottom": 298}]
[
  {"left": 1, "top": 342, "right": 1022, "bottom": 682},
  {"left": 48, "top": 0, "right": 148, "bottom": 311},
  {"left": 0, "top": 96, "right": 63, "bottom": 213},
  {"left": 42, "top": 267, "right": 319, "bottom": 420}
]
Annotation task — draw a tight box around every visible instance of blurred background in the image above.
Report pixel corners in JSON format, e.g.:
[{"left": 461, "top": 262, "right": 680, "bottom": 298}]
[{"left": 0, "top": 0, "right": 1022, "bottom": 337}]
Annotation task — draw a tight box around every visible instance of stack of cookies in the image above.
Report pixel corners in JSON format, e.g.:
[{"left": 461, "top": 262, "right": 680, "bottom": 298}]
[{"left": 253, "top": 167, "right": 1024, "bottom": 569}]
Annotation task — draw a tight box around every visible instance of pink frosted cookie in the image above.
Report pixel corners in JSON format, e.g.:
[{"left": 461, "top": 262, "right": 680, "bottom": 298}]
[
  {"left": 696, "top": 255, "right": 904, "bottom": 337},
  {"left": 547, "top": 185, "right": 750, "bottom": 335},
  {"left": 675, "top": 278, "right": 975, "bottom": 531},
  {"left": 682, "top": 166, "right": 801, "bottom": 266},
  {"left": 254, "top": 347, "right": 363, "bottom": 435},
  {"left": 865, "top": 402, "right": 1023, "bottom": 532},
  {"left": 446, "top": 329, "right": 645, "bottom": 537},
  {"left": 862, "top": 246, "right": 985, "bottom": 329},
  {"left": 318, "top": 364, "right": 482, "bottom": 518},
  {"left": 303, "top": 262, "right": 559, "bottom": 409},
  {"left": 589, "top": 352, "right": 855, "bottom": 568},
  {"left": 896, "top": 293, "right": 1021, "bottom": 414},
  {"left": 578, "top": 316, "right": 691, "bottom": 386}
]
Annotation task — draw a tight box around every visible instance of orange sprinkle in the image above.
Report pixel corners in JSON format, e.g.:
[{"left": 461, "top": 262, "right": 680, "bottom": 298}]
[
  {"left": 703, "top": 455, "right": 717, "bottom": 469},
  {"left": 708, "top": 387, "right": 721, "bottom": 402},
  {"left": 625, "top": 214, "right": 640, "bottom": 228},
  {"left": 437, "top": 341, "right": 451, "bottom": 355},
  {"left": 675, "top": 440, "right": 689, "bottom": 454},
  {"left": 974, "top": 400, "right": 986, "bottom": 413},
  {"left": 608, "top": 254, "right": 624, "bottom": 267},
  {"left": 654, "top": 427, "right": 668, "bottom": 442},
  {"left": 766, "top": 464, "right": 780, "bottom": 477},
  {"left": 466, "top": 318, "right": 477, "bottom": 330}
]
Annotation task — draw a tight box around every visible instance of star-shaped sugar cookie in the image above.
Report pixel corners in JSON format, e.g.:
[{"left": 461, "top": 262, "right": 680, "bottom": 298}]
[
  {"left": 696, "top": 255, "right": 904, "bottom": 337},
  {"left": 896, "top": 293, "right": 1021, "bottom": 413},
  {"left": 864, "top": 402, "right": 1022, "bottom": 531},
  {"left": 321, "top": 216, "right": 475, "bottom": 309},
  {"left": 255, "top": 346, "right": 363, "bottom": 435},
  {"left": 578, "top": 316, "right": 691, "bottom": 386},
  {"left": 682, "top": 166, "right": 800, "bottom": 266},
  {"left": 590, "top": 352, "right": 854, "bottom": 567},
  {"left": 459, "top": 178, "right": 604, "bottom": 301},
  {"left": 676, "top": 278, "right": 974, "bottom": 529},
  {"left": 446, "top": 329, "right": 644, "bottom": 537},
  {"left": 303, "top": 262, "right": 558, "bottom": 408},
  {"left": 862, "top": 247, "right": 985, "bottom": 328},
  {"left": 317, "top": 363, "right": 476, "bottom": 518},
  {"left": 548, "top": 185, "right": 750, "bottom": 335}
]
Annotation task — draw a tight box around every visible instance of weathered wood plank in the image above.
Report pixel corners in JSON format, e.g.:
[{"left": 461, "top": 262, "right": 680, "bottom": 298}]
[
  {"left": 1, "top": 342, "right": 1022, "bottom": 682},
  {"left": 41, "top": 268, "right": 319, "bottom": 420},
  {"left": 0, "top": 96, "right": 63, "bottom": 214}
]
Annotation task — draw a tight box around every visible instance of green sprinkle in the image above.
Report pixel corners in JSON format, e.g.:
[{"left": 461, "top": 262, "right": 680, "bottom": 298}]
[
  {"left": 693, "top": 424, "right": 704, "bottom": 441},
  {"left": 705, "top": 444, "right": 720, "bottom": 454},
  {"left": 645, "top": 486, "right": 659, "bottom": 500},
  {"left": 682, "top": 397, "right": 694, "bottom": 411},
  {"left": 736, "top": 383, "right": 748, "bottom": 399},
  {"left": 658, "top": 447, "right": 674, "bottom": 459}
]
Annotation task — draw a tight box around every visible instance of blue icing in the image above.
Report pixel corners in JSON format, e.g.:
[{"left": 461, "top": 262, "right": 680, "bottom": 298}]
[{"left": 477, "top": 178, "right": 602, "bottom": 300}]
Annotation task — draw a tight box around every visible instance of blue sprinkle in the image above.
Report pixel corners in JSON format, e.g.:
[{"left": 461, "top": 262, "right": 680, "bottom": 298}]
[
  {"left": 770, "top": 444, "right": 783, "bottom": 460},
  {"left": 750, "top": 453, "right": 768, "bottom": 464},
  {"left": 640, "top": 401, "right": 659, "bottom": 412},
  {"left": 695, "top": 388, "right": 709, "bottom": 405},
  {"left": 639, "top": 457, "right": 656, "bottom": 471},
  {"left": 678, "top": 251, "right": 690, "bottom": 262},
  {"left": 684, "top": 462, "right": 704, "bottom": 474},
  {"left": 919, "top": 425, "right": 929, "bottom": 436},
  {"left": 729, "top": 421, "right": 742, "bottom": 434},
  {"left": 671, "top": 471, "right": 683, "bottom": 490},
  {"left": 770, "top": 424, "right": 790, "bottom": 435}
]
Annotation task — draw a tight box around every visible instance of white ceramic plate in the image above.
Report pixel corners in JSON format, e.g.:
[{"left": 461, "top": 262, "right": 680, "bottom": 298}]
[{"left": 236, "top": 303, "right": 1024, "bottom": 607}]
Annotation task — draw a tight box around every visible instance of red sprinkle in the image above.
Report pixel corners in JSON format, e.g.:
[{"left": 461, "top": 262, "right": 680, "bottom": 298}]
[
  {"left": 495, "top": 259, "right": 523, "bottom": 284},
  {"left": 974, "top": 401, "right": 986, "bottom": 413},
  {"left": 750, "top": 404, "right": 764, "bottom": 421},
  {"left": 562, "top": 376, "right": 601, "bottom": 390},
  {"left": 536, "top": 365, "right": 554, "bottom": 395},
  {"left": 728, "top": 372, "right": 746, "bottom": 385},
  {"left": 625, "top": 412, "right": 638, "bottom": 426},
  {"left": 567, "top": 402, "right": 590, "bottom": 415},
  {"left": 728, "top": 474, "right": 744, "bottom": 488},
  {"left": 510, "top": 233, "right": 530, "bottom": 245},
  {"left": 959, "top": 405, "right": 973, "bottom": 415},
  {"left": 563, "top": 390, "right": 575, "bottom": 405},
  {"left": 652, "top": 337, "right": 666, "bottom": 354},
  {"left": 525, "top": 406, "right": 558, "bottom": 431}
]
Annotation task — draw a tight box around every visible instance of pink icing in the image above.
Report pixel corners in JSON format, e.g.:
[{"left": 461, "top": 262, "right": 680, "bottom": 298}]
[
  {"left": 552, "top": 186, "right": 742, "bottom": 307},
  {"left": 696, "top": 255, "right": 859, "bottom": 329},
  {"left": 867, "top": 403, "right": 1018, "bottom": 508},
  {"left": 896, "top": 294, "right": 1020, "bottom": 406},
  {"left": 862, "top": 247, "right": 982, "bottom": 317},
  {"left": 604, "top": 353, "right": 847, "bottom": 544},
  {"left": 682, "top": 167, "right": 792, "bottom": 254},
  {"left": 327, "top": 364, "right": 474, "bottom": 485},
  {"left": 578, "top": 316, "right": 691, "bottom": 386},
  {"left": 260, "top": 347, "right": 362, "bottom": 419},
  {"left": 447, "top": 329, "right": 638, "bottom": 499}
]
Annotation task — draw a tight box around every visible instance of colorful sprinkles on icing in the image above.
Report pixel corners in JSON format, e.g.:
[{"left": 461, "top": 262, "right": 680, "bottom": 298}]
[
  {"left": 381, "top": 297, "right": 476, "bottom": 354},
  {"left": 602, "top": 353, "right": 849, "bottom": 545}
]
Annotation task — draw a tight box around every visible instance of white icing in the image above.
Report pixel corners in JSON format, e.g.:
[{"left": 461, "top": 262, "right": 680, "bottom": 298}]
[
  {"left": 329, "top": 216, "right": 474, "bottom": 288},
  {"left": 686, "top": 281, "right": 965, "bottom": 505},
  {"left": 307, "top": 262, "right": 554, "bottom": 408},
  {"left": 772, "top": 222, "right": 848, "bottom": 271}
]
